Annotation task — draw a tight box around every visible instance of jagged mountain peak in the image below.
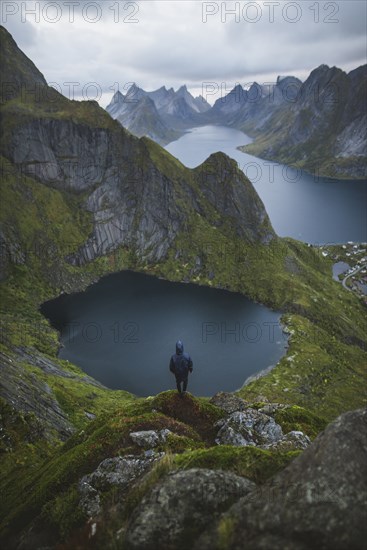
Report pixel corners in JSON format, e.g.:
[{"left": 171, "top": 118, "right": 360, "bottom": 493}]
[
  {"left": 194, "top": 94, "right": 211, "bottom": 112},
  {"left": 106, "top": 80, "right": 210, "bottom": 135},
  {"left": 176, "top": 84, "right": 195, "bottom": 102},
  {"left": 212, "top": 83, "right": 247, "bottom": 113},
  {"left": 247, "top": 82, "right": 262, "bottom": 99},
  {"left": 231, "top": 83, "right": 245, "bottom": 94},
  {"left": 154, "top": 85, "right": 170, "bottom": 95},
  {"left": 309, "top": 64, "right": 345, "bottom": 80},
  {"left": 128, "top": 82, "right": 139, "bottom": 91},
  {"left": 177, "top": 84, "right": 188, "bottom": 93},
  {"left": 106, "top": 89, "right": 128, "bottom": 118},
  {"left": 108, "top": 90, "right": 125, "bottom": 105},
  {"left": 228, "top": 84, "right": 247, "bottom": 102},
  {"left": 126, "top": 82, "right": 144, "bottom": 95},
  {"left": 315, "top": 63, "right": 331, "bottom": 71}
]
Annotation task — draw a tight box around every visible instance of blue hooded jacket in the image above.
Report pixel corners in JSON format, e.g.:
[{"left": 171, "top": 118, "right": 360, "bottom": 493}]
[{"left": 169, "top": 340, "right": 193, "bottom": 380}]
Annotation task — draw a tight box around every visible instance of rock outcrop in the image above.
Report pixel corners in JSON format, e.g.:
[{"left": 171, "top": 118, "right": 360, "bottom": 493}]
[
  {"left": 124, "top": 468, "right": 256, "bottom": 550},
  {"left": 260, "top": 430, "right": 311, "bottom": 451},
  {"left": 215, "top": 408, "right": 284, "bottom": 447},
  {"left": 195, "top": 408, "right": 367, "bottom": 550},
  {"left": 130, "top": 429, "right": 171, "bottom": 448},
  {"left": 79, "top": 454, "right": 163, "bottom": 518},
  {"left": 195, "top": 153, "right": 274, "bottom": 244}
]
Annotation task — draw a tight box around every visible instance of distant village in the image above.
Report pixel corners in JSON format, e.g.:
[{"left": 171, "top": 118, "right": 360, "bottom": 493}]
[{"left": 315, "top": 242, "right": 367, "bottom": 303}]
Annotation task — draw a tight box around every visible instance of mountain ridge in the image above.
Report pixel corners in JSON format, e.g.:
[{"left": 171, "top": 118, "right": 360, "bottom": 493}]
[{"left": 106, "top": 64, "right": 366, "bottom": 179}]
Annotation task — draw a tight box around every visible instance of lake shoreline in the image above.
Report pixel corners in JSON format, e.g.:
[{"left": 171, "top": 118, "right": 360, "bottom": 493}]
[{"left": 40, "top": 268, "right": 287, "bottom": 397}]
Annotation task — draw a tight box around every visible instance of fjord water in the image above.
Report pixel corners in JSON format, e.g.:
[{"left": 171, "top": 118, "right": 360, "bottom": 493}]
[
  {"left": 166, "top": 125, "right": 367, "bottom": 244},
  {"left": 41, "top": 271, "right": 285, "bottom": 397}
]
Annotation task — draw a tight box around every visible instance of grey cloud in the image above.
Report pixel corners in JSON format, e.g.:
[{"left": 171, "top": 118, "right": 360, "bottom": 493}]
[{"left": 1, "top": 0, "right": 365, "bottom": 101}]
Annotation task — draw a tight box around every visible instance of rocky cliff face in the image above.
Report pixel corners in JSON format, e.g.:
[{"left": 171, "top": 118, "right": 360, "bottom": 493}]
[
  {"left": 240, "top": 64, "right": 367, "bottom": 179},
  {"left": 2, "top": 116, "right": 274, "bottom": 266},
  {"left": 0, "top": 24, "right": 274, "bottom": 267}
]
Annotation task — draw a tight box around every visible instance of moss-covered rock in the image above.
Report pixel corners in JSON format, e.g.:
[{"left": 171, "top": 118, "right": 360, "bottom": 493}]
[{"left": 124, "top": 468, "right": 256, "bottom": 550}]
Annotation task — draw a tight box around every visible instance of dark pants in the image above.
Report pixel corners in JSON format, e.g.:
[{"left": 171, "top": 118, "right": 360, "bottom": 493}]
[{"left": 176, "top": 376, "right": 188, "bottom": 393}]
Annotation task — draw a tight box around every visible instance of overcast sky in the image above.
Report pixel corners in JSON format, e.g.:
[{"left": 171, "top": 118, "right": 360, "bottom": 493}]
[{"left": 2, "top": 0, "right": 366, "bottom": 106}]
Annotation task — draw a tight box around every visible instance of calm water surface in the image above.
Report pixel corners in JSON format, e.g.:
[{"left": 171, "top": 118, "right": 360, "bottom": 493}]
[
  {"left": 166, "top": 125, "right": 367, "bottom": 244},
  {"left": 41, "top": 271, "right": 286, "bottom": 397}
]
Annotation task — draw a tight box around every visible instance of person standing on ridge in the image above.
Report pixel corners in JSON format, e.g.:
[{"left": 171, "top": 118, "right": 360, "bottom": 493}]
[{"left": 169, "top": 340, "right": 193, "bottom": 396}]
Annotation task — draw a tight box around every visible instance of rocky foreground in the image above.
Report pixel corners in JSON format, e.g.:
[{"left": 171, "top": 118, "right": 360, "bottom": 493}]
[{"left": 30, "top": 392, "right": 364, "bottom": 550}]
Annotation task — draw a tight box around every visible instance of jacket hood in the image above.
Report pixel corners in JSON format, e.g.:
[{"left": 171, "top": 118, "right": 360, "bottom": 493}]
[{"left": 176, "top": 340, "right": 184, "bottom": 355}]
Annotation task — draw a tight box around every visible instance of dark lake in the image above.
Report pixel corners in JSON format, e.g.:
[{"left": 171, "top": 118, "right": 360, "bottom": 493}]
[
  {"left": 41, "top": 271, "right": 286, "bottom": 397},
  {"left": 42, "top": 125, "right": 366, "bottom": 395},
  {"left": 166, "top": 125, "right": 367, "bottom": 244}
]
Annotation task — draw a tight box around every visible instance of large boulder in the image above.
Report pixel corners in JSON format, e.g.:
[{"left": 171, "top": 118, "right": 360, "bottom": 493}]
[
  {"left": 195, "top": 408, "right": 367, "bottom": 550},
  {"left": 79, "top": 454, "right": 163, "bottom": 518},
  {"left": 215, "top": 409, "right": 283, "bottom": 446},
  {"left": 124, "top": 468, "right": 256, "bottom": 550}
]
